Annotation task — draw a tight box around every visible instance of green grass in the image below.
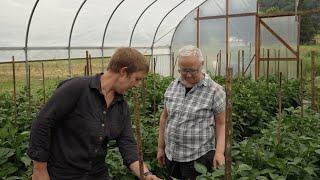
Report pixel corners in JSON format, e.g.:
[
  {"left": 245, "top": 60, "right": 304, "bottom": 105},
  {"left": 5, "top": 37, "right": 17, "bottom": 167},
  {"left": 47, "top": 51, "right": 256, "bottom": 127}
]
[{"left": 0, "top": 57, "right": 109, "bottom": 94}]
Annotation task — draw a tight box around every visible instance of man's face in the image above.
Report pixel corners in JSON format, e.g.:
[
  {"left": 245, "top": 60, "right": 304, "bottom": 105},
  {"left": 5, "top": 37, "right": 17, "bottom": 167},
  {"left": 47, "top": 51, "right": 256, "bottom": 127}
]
[
  {"left": 178, "top": 56, "right": 203, "bottom": 86},
  {"left": 116, "top": 70, "right": 146, "bottom": 94}
]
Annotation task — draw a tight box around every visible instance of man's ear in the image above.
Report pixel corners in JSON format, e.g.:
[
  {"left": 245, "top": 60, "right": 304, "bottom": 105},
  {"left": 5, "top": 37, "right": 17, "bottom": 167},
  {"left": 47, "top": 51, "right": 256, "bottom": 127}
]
[
  {"left": 201, "top": 61, "right": 204, "bottom": 66},
  {"left": 119, "top": 67, "right": 128, "bottom": 77}
]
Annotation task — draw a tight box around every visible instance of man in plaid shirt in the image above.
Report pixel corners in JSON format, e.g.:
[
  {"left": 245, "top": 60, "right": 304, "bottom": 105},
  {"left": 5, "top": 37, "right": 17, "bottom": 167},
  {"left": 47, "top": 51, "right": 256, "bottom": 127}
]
[{"left": 157, "top": 45, "right": 226, "bottom": 179}]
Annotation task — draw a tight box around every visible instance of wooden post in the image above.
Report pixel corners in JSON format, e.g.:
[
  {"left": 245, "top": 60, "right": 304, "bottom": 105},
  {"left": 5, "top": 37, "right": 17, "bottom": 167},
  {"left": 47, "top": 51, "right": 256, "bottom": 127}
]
[
  {"left": 255, "top": 4, "right": 260, "bottom": 79},
  {"left": 28, "top": 64, "right": 31, "bottom": 119},
  {"left": 300, "top": 56, "right": 304, "bottom": 117},
  {"left": 225, "top": 0, "right": 229, "bottom": 77},
  {"left": 196, "top": 7, "right": 200, "bottom": 48},
  {"left": 267, "top": 49, "right": 270, "bottom": 83},
  {"left": 242, "top": 50, "right": 245, "bottom": 77},
  {"left": 311, "top": 51, "right": 317, "bottom": 112},
  {"left": 12, "top": 56, "right": 17, "bottom": 127},
  {"left": 276, "top": 72, "right": 283, "bottom": 145},
  {"left": 41, "top": 62, "right": 46, "bottom": 104},
  {"left": 153, "top": 57, "right": 157, "bottom": 122},
  {"left": 133, "top": 93, "right": 144, "bottom": 180},
  {"left": 273, "top": 49, "right": 279, "bottom": 77},
  {"left": 215, "top": 53, "right": 219, "bottom": 76},
  {"left": 86, "top": 51, "right": 89, "bottom": 76},
  {"left": 171, "top": 52, "right": 175, "bottom": 77},
  {"left": 205, "top": 56, "right": 208, "bottom": 72},
  {"left": 84, "top": 65, "right": 87, "bottom": 76},
  {"left": 286, "top": 49, "right": 289, "bottom": 79},
  {"left": 141, "top": 79, "right": 146, "bottom": 111},
  {"left": 89, "top": 54, "right": 92, "bottom": 76},
  {"left": 225, "top": 68, "right": 233, "bottom": 180},
  {"left": 237, "top": 50, "right": 241, "bottom": 77},
  {"left": 219, "top": 50, "right": 222, "bottom": 76},
  {"left": 277, "top": 49, "right": 280, "bottom": 78}
]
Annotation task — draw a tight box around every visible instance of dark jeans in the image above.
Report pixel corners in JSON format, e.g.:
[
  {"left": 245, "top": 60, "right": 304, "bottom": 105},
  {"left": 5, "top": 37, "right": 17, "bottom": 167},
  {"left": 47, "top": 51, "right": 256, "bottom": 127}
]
[{"left": 165, "top": 150, "right": 214, "bottom": 180}]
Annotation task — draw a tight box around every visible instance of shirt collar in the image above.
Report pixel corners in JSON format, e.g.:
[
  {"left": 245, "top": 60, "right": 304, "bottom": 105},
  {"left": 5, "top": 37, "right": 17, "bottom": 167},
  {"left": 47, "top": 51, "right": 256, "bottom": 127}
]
[
  {"left": 177, "top": 73, "right": 211, "bottom": 87},
  {"left": 89, "top": 73, "right": 124, "bottom": 102}
]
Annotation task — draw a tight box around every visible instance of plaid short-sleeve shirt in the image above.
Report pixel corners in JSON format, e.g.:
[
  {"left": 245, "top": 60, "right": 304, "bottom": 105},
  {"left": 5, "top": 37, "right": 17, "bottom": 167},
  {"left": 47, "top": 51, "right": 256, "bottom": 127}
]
[{"left": 164, "top": 73, "right": 225, "bottom": 162}]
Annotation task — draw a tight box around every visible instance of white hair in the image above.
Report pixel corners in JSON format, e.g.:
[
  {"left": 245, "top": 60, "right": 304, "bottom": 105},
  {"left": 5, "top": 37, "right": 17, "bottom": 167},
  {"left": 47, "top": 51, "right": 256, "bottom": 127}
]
[{"left": 178, "top": 45, "right": 204, "bottom": 62}]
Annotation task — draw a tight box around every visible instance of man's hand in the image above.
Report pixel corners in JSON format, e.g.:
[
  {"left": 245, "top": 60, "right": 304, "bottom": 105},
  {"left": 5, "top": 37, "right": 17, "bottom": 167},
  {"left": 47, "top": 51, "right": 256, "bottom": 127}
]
[
  {"left": 156, "top": 148, "right": 165, "bottom": 166},
  {"left": 213, "top": 152, "right": 225, "bottom": 168}
]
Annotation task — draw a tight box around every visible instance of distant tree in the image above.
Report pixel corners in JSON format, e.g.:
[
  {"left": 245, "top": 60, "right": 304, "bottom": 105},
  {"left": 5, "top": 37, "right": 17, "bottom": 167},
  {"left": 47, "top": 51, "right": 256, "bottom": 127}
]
[{"left": 258, "top": 0, "right": 320, "bottom": 44}]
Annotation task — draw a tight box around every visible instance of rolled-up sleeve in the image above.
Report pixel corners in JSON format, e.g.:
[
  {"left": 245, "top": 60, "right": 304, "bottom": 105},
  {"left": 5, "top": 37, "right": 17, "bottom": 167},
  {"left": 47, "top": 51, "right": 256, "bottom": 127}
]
[
  {"left": 27, "top": 78, "right": 83, "bottom": 162},
  {"left": 212, "top": 85, "right": 226, "bottom": 114},
  {"left": 117, "top": 103, "right": 139, "bottom": 167}
]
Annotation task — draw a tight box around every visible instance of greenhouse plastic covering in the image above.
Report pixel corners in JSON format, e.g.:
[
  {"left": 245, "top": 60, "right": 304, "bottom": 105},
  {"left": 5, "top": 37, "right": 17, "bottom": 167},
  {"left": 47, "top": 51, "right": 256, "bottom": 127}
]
[
  {"left": 0, "top": 0, "right": 206, "bottom": 62},
  {"left": 0, "top": 0, "right": 299, "bottom": 78},
  {"left": 172, "top": 0, "right": 257, "bottom": 75},
  {"left": 260, "top": 16, "right": 298, "bottom": 78}
]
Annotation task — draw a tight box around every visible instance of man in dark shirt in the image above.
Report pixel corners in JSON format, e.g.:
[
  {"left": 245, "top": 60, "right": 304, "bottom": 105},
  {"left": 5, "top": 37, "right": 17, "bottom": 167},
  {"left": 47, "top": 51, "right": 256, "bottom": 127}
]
[{"left": 28, "top": 47, "right": 160, "bottom": 180}]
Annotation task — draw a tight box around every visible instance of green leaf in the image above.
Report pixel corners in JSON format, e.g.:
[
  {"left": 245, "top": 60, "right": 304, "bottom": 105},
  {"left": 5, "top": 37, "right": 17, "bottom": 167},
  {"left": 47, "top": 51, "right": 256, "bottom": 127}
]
[
  {"left": 194, "top": 162, "right": 207, "bottom": 174},
  {"left": 238, "top": 177, "right": 249, "bottom": 180},
  {"left": 269, "top": 173, "right": 286, "bottom": 180},
  {"left": 259, "top": 169, "right": 273, "bottom": 175},
  {"left": 288, "top": 157, "right": 302, "bottom": 165},
  {"left": 315, "top": 149, "right": 320, "bottom": 155},
  {"left": 237, "top": 164, "right": 252, "bottom": 172},
  {"left": 256, "top": 176, "right": 268, "bottom": 180},
  {"left": 20, "top": 156, "right": 31, "bottom": 167},
  {"left": 0, "top": 148, "right": 15, "bottom": 165},
  {"left": 304, "top": 166, "right": 316, "bottom": 176},
  {"left": 211, "top": 167, "right": 225, "bottom": 178},
  {"left": 5, "top": 176, "right": 23, "bottom": 180}
]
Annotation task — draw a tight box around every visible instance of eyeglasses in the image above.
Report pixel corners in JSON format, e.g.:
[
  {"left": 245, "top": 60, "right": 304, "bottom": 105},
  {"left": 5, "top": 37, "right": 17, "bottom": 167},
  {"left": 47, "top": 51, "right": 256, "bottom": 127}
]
[{"left": 178, "top": 68, "right": 199, "bottom": 75}]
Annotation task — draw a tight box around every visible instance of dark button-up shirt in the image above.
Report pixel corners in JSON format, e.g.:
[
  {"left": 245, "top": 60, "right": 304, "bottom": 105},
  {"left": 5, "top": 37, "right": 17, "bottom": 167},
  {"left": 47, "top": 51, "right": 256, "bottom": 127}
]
[{"left": 27, "top": 74, "right": 138, "bottom": 180}]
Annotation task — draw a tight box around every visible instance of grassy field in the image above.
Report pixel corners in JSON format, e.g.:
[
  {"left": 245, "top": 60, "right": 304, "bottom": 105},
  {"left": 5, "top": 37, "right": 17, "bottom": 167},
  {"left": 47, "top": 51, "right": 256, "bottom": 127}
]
[
  {"left": 0, "top": 57, "right": 108, "bottom": 94},
  {"left": 0, "top": 45, "right": 319, "bottom": 94}
]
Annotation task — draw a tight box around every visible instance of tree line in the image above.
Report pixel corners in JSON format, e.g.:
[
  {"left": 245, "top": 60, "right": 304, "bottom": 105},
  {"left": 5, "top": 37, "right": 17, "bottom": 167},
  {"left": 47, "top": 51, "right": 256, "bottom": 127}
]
[{"left": 259, "top": 0, "right": 320, "bottom": 44}]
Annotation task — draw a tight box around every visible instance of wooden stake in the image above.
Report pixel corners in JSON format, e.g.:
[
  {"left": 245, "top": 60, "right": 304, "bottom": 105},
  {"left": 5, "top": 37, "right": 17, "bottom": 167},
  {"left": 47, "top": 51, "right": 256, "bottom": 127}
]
[
  {"left": 12, "top": 56, "right": 17, "bottom": 127},
  {"left": 153, "top": 57, "right": 157, "bottom": 122},
  {"left": 276, "top": 72, "right": 283, "bottom": 145},
  {"left": 215, "top": 52, "right": 219, "bottom": 76},
  {"left": 28, "top": 64, "right": 31, "bottom": 119},
  {"left": 89, "top": 54, "right": 93, "bottom": 76},
  {"left": 219, "top": 50, "right": 222, "bottom": 76},
  {"left": 237, "top": 50, "right": 241, "bottom": 77},
  {"left": 133, "top": 93, "right": 144, "bottom": 180},
  {"left": 41, "top": 62, "right": 46, "bottom": 104},
  {"left": 311, "top": 51, "right": 317, "bottom": 112},
  {"left": 171, "top": 53, "right": 175, "bottom": 77},
  {"left": 267, "top": 49, "right": 270, "bottom": 83},
  {"left": 225, "top": 68, "right": 233, "bottom": 180},
  {"left": 205, "top": 56, "right": 208, "bottom": 72},
  {"left": 277, "top": 49, "right": 280, "bottom": 77},
  {"left": 242, "top": 50, "right": 245, "bottom": 77},
  {"left": 86, "top": 51, "right": 89, "bottom": 76},
  {"left": 300, "top": 56, "right": 304, "bottom": 118},
  {"left": 141, "top": 79, "right": 146, "bottom": 111},
  {"left": 84, "top": 65, "right": 87, "bottom": 76}
]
